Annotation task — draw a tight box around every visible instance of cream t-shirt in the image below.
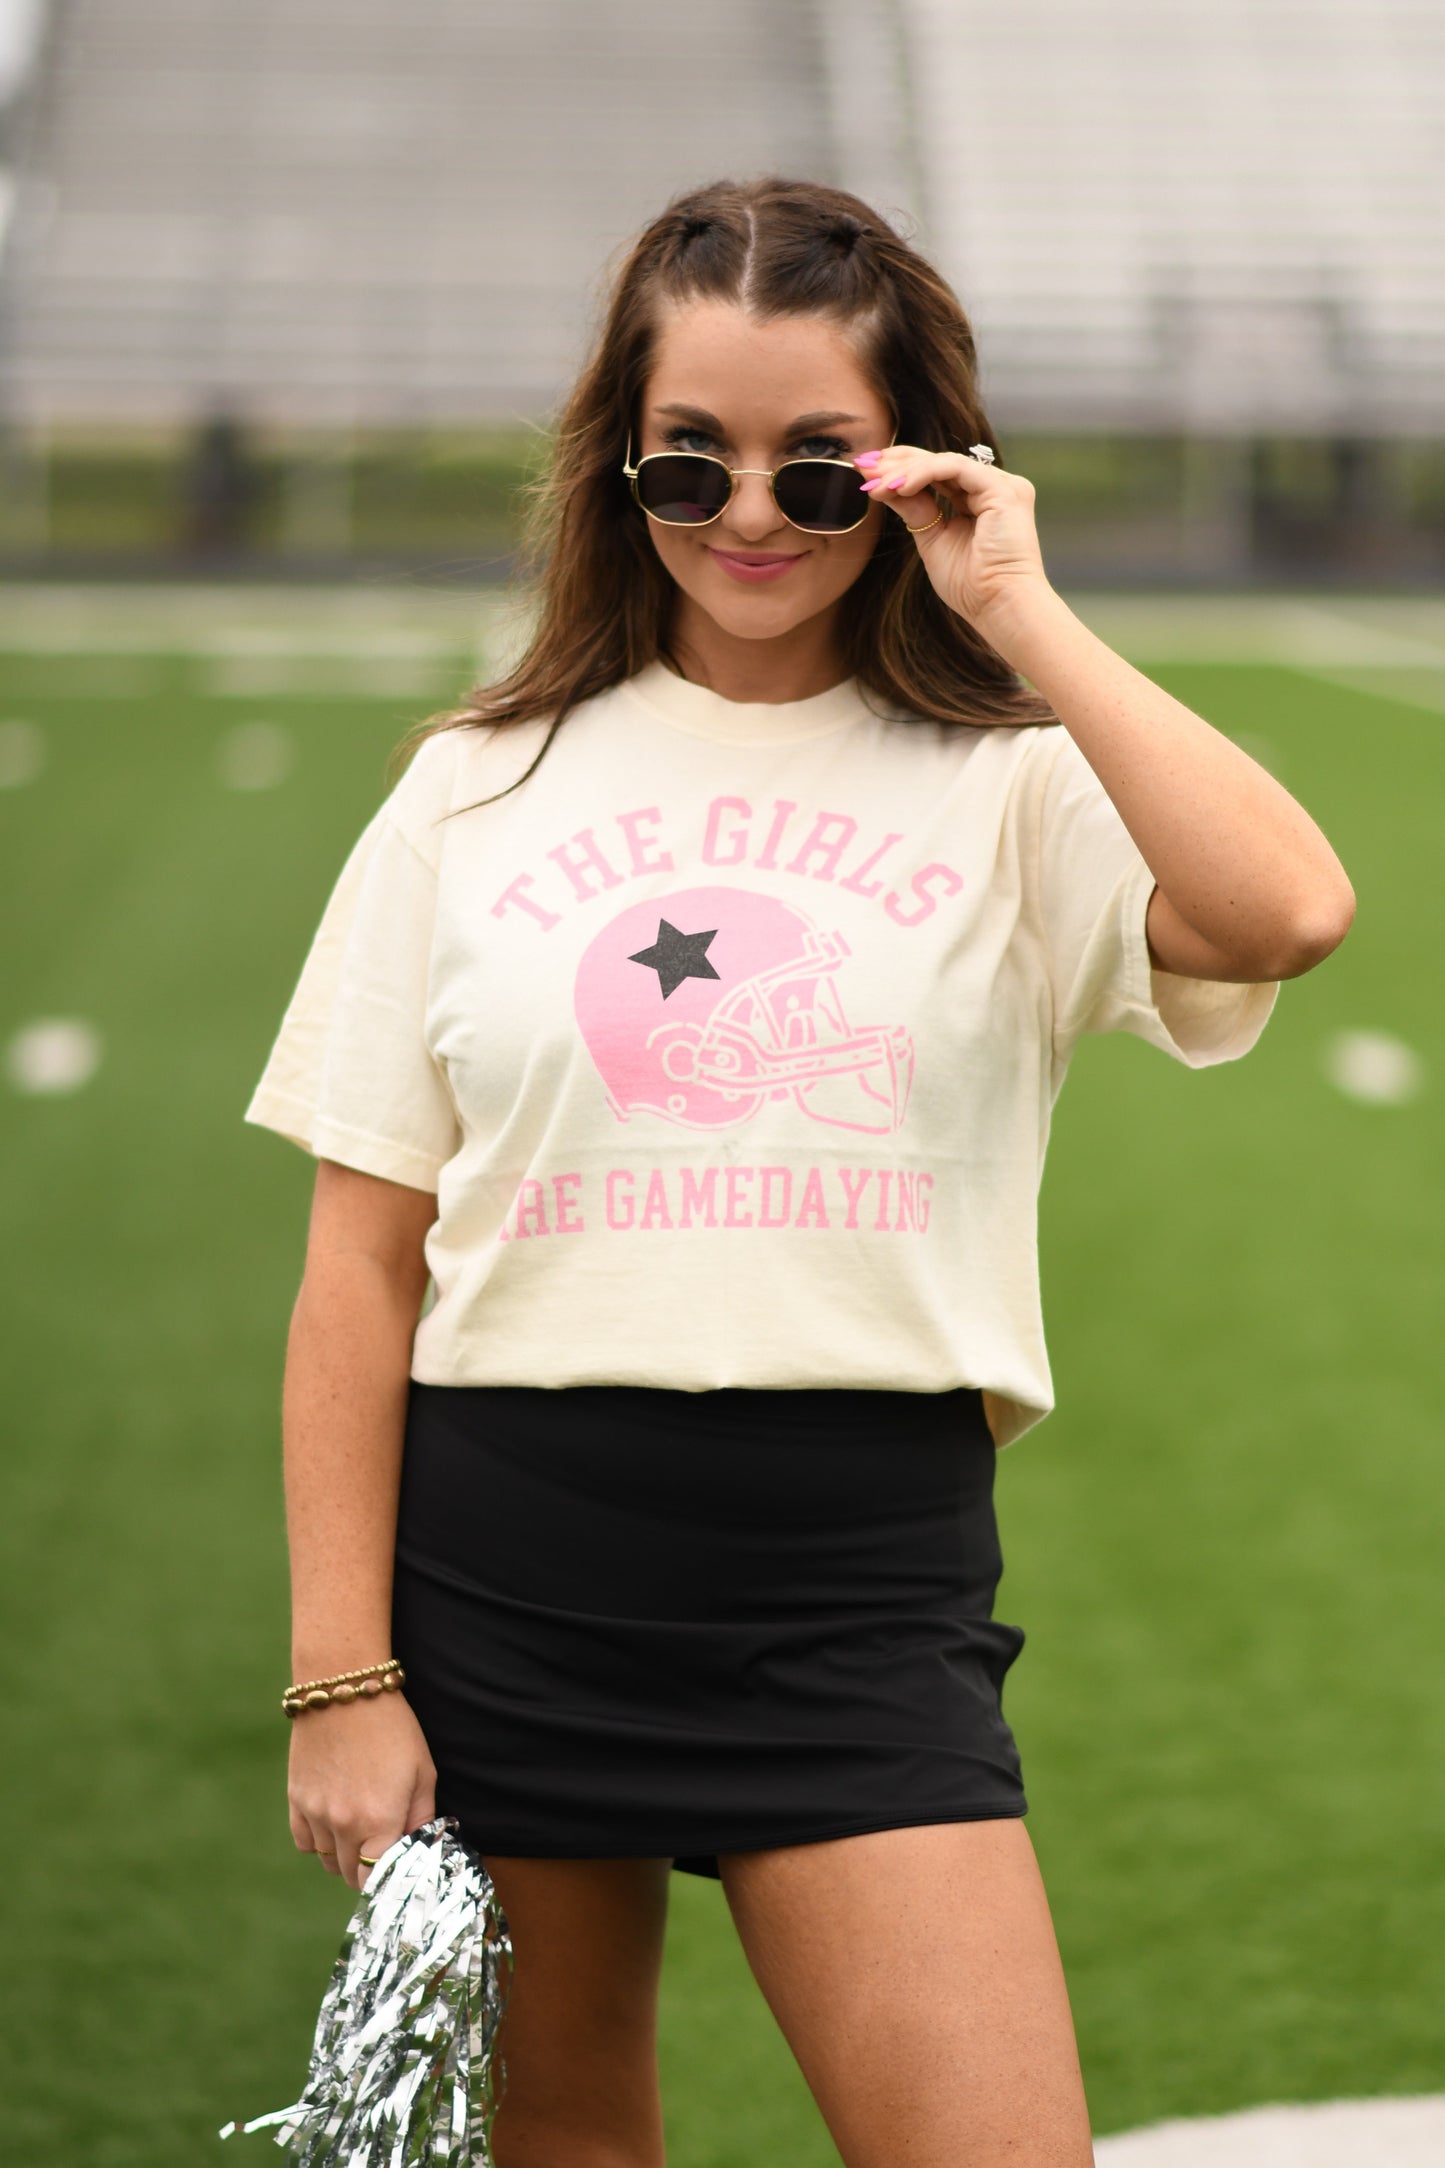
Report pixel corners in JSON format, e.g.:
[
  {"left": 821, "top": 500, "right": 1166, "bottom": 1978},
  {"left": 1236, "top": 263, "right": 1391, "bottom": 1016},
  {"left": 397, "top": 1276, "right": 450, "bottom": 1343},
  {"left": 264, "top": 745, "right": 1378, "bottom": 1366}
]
[{"left": 244, "top": 659, "right": 1279, "bottom": 1448}]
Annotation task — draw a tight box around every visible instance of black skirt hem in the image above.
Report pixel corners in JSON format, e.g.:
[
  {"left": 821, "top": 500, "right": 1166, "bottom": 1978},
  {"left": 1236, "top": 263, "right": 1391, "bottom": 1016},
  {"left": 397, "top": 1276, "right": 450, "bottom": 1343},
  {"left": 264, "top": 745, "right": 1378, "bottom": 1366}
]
[{"left": 462, "top": 1800, "right": 1029, "bottom": 1881}]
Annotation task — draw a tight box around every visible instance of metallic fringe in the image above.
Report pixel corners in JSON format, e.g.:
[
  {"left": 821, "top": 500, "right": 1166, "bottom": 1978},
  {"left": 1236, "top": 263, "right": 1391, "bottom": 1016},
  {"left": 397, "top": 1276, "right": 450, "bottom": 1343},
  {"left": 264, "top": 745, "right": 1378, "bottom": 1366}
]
[{"left": 220, "top": 1817, "right": 513, "bottom": 2164}]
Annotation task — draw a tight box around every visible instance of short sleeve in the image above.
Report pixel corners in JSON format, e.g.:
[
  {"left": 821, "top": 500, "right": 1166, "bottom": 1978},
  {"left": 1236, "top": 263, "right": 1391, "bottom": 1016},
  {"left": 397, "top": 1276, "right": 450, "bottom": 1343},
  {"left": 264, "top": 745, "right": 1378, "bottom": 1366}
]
[
  {"left": 1032, "top": 727, "right": 1281, "bottom": 1069},
  {"left": 243, "top": 736, "right": 463, "bottom": 1191}
]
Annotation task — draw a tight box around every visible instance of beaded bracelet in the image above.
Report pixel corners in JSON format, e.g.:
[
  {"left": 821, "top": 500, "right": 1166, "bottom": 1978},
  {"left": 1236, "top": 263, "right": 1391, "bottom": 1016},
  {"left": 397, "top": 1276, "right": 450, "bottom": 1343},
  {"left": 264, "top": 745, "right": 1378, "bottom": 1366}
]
[{"left": 282, "top": 1657, "right": 406, "bottom": 1720}]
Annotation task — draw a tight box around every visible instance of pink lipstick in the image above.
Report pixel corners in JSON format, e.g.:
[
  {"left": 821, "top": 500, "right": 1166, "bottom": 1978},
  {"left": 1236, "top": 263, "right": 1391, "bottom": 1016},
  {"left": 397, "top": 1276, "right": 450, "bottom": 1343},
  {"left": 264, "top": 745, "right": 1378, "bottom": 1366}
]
[{"left": 705, "top": 547, "right": 806, "bottom": 584}]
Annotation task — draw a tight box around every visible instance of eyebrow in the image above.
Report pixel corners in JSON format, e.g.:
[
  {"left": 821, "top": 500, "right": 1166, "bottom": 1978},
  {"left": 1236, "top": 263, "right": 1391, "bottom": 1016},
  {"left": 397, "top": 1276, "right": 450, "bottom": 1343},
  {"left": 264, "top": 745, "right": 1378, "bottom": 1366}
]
[{"left": 655, "top": 403, "right": 868, "bottom": 433}]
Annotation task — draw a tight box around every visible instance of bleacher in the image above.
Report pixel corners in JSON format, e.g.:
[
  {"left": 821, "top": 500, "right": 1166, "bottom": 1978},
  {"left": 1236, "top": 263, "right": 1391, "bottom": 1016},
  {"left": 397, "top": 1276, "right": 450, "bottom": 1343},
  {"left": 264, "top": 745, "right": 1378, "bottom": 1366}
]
[
  {"left": 0, "top": 0, "right": 833, "bottom": 424},
  {"left": 898, "top": 0, "right": 1445, "bottom": 435},
  {"left": 0, "top": 0, "right": 1441, "bottom": 437}
]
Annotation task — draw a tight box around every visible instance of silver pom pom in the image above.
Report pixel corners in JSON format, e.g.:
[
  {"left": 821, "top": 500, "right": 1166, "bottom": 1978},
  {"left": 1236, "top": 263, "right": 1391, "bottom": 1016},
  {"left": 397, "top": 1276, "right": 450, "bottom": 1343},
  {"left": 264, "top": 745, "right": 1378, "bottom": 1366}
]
[{"left": 220, "top": 1817, "right": 512, "bottom": 2164}]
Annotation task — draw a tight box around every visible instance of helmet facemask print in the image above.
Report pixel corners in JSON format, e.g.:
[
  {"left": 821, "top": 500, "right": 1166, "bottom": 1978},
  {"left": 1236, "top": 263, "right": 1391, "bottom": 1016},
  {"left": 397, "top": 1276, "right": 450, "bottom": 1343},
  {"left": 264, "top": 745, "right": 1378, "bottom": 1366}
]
[{"left": 574, "top": 886, "right": 915, "bottom": 1134}]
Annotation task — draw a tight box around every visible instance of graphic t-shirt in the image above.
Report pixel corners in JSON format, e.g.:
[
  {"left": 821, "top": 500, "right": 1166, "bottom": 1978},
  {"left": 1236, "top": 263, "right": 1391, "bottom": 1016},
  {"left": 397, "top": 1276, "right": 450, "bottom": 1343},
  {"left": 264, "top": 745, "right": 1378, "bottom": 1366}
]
[{"left": 243, "top": 659, "right": 1280, "bottom": 1448}]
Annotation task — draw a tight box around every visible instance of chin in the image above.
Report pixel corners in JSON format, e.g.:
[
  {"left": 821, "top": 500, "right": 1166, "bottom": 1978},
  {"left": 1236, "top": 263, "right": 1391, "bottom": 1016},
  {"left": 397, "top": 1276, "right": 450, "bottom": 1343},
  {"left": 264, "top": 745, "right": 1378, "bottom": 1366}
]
[
  {"left": 686, "top": 576, "right": 840, "bottom": 643},
  {"left": 710, "top": 602, "right": 818, "bottom": 641}
]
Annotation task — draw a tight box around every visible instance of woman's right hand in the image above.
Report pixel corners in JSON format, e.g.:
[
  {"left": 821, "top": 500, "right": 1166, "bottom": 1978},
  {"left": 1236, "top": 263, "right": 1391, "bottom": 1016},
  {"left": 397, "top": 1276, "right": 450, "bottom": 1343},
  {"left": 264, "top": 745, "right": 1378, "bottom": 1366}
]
[{"left": 288, "top": 1691, "right": 438, "bottom": 1891}]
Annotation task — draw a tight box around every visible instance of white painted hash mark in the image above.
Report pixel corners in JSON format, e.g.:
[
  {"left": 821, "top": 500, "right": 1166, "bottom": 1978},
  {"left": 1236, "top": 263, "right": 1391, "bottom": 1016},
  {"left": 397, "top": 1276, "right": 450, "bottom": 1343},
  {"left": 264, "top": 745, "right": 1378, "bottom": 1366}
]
[
  {"left": 217, "top": 721, "right": 295, "bottom": 791},
  {"left": 0, "top": 717, "right": 45, "bottom": 786},
  {"left": 1094, "top": 2091, "right": 1445, "bottom": 2164},
  {"left": 1323, "top": 1029, "right": 1424, "bottom": 1106},
  {"left": 6, "top": 1018, "right": 103, "bottom": 1094}
]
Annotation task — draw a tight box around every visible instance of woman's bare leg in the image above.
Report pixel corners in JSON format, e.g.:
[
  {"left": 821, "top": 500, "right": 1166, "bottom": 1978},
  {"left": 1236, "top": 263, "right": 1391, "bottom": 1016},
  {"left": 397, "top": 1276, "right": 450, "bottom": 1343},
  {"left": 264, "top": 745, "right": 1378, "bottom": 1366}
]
[
  {"left": 717, "top": 1819, "right": 1094, "bottom": 2168},
  {"left": 480, "top": 1853, "right": 673, "bottom": 2168}
]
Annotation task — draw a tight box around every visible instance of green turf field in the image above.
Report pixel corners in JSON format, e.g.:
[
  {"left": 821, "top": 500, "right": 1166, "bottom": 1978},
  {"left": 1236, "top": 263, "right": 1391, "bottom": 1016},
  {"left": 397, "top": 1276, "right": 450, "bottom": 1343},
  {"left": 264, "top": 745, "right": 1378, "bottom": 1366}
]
[{"left": 1, "top": 590, "right": 1441, "bottom": 2163}]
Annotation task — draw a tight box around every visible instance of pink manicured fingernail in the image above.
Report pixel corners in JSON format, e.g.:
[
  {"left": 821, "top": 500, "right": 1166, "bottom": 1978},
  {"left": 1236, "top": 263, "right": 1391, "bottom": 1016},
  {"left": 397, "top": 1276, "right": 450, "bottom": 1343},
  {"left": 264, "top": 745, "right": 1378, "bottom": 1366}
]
[
  {"left": 855, "top": 450, "right": 882, "bottom": 466},
  {"left": 888, "top": 475, "right": 906, "bottom": 489},
  {"left": 859, "top": 478, "right": 882, "bottom": 492}
]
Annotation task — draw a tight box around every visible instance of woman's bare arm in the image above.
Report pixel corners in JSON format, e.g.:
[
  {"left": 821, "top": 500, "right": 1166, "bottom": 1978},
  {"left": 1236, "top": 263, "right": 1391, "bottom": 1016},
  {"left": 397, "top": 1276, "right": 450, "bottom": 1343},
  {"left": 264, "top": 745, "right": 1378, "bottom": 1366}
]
[
  {"left": 281, "top": 1158, "right": 441, "bottom": 1888},
  {"left": 863, "top": 447, "right": 1355, "bottom": 979}
]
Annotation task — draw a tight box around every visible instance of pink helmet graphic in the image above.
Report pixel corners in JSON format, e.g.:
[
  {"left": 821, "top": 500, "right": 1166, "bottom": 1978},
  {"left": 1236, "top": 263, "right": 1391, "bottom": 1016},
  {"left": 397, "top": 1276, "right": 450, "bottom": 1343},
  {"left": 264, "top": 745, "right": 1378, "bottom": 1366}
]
[{"left": 574, "top": 885, "right": 914, "bottom": 1133}]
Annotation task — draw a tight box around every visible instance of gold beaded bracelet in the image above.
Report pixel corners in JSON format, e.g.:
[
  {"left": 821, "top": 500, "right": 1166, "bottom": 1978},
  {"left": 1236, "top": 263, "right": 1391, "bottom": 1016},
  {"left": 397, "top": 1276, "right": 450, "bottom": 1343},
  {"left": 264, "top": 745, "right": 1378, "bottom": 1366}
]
[{"left": 282, "top": 1657, "right": 406, "bottom": 1720}]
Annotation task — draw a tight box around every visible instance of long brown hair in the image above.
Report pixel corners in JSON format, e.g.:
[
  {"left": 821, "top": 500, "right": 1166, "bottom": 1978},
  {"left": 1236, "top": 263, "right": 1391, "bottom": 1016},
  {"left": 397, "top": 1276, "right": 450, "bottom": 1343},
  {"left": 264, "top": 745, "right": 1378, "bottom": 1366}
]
[{"left": 391, "top": 175, "right": 1059, "bottom": 805}]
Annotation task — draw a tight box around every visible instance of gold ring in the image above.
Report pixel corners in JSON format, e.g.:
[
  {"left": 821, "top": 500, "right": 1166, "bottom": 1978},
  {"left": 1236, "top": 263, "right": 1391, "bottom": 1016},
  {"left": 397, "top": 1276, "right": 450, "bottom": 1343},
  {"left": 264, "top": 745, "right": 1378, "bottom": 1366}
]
[
  {"left": 357, "top": 1852, "right": 381, "bottom": 1866},
  {"left": 315, "top": 1849, "right": 336, "bottom": 1858},
  {"left": 906, "top": 509, "right": 944, "bottom": 535}
]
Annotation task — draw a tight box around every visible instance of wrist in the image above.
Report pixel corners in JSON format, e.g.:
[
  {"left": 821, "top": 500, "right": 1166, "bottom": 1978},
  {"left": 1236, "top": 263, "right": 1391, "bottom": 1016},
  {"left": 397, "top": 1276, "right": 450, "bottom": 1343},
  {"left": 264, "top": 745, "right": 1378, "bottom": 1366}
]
[
  {"left": 290, "top": 1629, "right": 396, "bottom": 1678},
  {"left": 283, "top": 1654, "right": 405, "bottom": 1719},
  {"left": 973, "top": 579, "right": 1071, "bottom": 673}
]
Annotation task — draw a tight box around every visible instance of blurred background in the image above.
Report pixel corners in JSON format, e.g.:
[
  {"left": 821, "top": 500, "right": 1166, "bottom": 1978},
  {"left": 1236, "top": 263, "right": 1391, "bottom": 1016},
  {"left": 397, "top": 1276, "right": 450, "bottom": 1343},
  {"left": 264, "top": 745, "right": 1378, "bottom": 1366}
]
[
  {"left": 0, "top": 0, "right": 1443, "bottom": 582},
  {"left": 1, "top": 5, "right": 1442, "bottom": 2166}
]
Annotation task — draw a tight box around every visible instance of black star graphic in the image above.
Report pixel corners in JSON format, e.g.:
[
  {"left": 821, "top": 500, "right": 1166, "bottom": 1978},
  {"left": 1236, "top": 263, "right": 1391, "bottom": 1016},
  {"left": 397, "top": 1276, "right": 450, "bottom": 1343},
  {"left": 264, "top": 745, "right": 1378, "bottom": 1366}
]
[{"left": 628, "top": 918, "right": 721, "bottom": 1000}]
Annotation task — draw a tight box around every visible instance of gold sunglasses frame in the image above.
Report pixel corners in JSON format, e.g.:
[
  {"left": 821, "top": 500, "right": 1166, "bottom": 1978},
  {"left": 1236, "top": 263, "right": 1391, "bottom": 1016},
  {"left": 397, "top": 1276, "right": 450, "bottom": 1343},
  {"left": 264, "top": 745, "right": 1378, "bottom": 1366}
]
[{"left": 621, "top": 430, "right": 893, "bottom": 536}]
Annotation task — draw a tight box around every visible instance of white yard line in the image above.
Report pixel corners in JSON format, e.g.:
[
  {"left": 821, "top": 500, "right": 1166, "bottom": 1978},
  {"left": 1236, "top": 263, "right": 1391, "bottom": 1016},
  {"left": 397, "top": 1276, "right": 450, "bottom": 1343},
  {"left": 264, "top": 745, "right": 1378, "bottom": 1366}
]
[
  {"left": 1095, "top": 2092, "right": 1445, "bottom": 2164},
  {"left": 1286, "top": 665, "right": 1445, "bottom": 718},
  {"left": 1062, "top": 594, "right": 1445, "bottom": 669},
  {"left": 1043, "top": 596, "right": 1445, "bottom": 718},
  {"left": 0, "top": 582, "right": 505, "bottom": 655},
  {"left": 0, "top": 590, "right": 1442, "bottom": 702}
]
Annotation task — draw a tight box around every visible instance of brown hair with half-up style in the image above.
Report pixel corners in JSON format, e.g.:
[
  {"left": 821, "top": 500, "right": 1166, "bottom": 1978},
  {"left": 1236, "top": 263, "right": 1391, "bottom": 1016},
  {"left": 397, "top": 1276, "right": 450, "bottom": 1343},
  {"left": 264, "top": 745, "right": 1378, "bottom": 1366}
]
[{"left": 391, "top": 175, "right": 1059, "bottom": 806}]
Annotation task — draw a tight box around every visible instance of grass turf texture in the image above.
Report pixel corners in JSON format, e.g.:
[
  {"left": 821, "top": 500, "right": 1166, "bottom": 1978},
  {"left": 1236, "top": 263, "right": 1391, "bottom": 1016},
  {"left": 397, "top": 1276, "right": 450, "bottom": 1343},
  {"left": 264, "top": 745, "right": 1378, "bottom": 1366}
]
[{"left": 0, "top": 644, "right": 1440, "bottom": 2162}]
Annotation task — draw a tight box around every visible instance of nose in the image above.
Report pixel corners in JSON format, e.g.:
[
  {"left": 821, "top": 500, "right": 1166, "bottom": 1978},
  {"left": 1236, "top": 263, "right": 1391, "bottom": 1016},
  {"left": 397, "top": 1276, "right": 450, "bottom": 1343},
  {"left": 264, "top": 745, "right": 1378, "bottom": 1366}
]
[{"left": 722, "top": 469, "right": 788, "bottom": 544}]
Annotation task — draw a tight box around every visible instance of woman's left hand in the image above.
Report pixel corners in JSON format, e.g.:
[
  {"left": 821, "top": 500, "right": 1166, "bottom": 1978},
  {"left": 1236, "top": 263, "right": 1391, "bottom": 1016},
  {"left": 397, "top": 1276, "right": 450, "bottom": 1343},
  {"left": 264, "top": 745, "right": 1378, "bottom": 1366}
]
[{"left": 856, "top": 445, "right": 1053, "bottom": 638}]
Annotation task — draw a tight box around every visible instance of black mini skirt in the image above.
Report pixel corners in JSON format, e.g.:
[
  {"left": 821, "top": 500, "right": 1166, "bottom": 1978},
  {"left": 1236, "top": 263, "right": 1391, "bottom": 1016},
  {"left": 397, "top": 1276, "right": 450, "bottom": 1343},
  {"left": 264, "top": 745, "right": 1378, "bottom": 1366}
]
[{"left": 390, "top": 1380, "right": 1028, "bottom": 1880}]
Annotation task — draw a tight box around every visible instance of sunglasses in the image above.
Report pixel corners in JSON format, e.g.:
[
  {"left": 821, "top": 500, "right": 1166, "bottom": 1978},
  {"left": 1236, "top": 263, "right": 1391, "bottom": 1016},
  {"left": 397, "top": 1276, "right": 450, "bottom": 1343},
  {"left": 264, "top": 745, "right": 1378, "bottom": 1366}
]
[{"left": 622, "top": 429, "right": 890, "bottom": 535}]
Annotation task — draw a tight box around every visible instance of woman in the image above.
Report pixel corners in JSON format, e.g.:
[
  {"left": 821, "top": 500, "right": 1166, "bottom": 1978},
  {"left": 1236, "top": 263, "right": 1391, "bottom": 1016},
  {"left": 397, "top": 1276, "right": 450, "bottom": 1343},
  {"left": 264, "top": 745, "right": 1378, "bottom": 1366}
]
[{"left": 244, "top": 177, "right": 1354, "bottom": 2167}]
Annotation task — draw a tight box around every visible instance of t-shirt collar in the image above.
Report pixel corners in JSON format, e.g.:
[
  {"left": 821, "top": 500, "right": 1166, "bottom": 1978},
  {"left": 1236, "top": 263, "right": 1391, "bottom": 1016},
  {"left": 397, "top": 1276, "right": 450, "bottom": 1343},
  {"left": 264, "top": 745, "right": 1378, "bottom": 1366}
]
[{"left": 619, "top": 658, "right": 871, "bottom": 745}]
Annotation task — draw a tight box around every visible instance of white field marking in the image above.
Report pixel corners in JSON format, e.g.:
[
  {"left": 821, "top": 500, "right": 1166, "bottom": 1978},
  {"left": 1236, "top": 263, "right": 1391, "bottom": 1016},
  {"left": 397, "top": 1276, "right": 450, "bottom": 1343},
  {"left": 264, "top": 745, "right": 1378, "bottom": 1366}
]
[
  {"left": 6, "top": 1018, "right": 103, "bottom": 1094},
  {"left": 0, "top": 582, "right": 496, "bottom": 656},
  {"left": 1064, "top": 595, "right": 1445, "bottom": 670},
  {"left": 1255, "top": 602, "right": 1445, "bottom": 671},
  {"left": 0, "top": 717, "right": 44, "bottom": 786},
  {"left": 473, "top": 588, "right": 538, "bottom": 684},
  {"left": 1094, "top": 2091, "right": 1445, "bottom": 2164},
  {"left": 1, "top": 585, "right": 1441, "bottom": 667},
  {"left": 217, "top": 722, "right": 295, "bottom": 791},
  {"left": 1292, "top": 665, "right": 1445, "bottom": 719},
  {"left": 202, "top": 627, "right": 461, "bottom": 658},
  {"left": 1062, "top": 595, "right": 1445, "bottom": 722},
  {"left": 1323, "top": 1029, "right": 1425, "bottom": 1106},
  {"left": 203, "top": 653, "right": 467, "bottom": 698},
  {"left": 4, "top": 589, "right": 1444, "bottom": 712}
]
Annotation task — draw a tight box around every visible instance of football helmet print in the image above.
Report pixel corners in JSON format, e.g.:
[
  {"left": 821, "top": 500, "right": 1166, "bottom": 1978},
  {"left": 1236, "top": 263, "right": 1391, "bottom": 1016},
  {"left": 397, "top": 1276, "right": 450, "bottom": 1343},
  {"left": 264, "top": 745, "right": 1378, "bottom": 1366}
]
[{"left": 573, "top": 885, "right": 915, "bottom": 1133}]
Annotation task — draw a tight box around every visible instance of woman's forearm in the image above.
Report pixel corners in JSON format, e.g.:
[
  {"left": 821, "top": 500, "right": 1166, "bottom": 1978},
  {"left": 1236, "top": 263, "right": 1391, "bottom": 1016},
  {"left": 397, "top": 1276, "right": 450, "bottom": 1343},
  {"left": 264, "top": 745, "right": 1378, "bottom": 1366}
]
[
  {"left": 978, "top": 584, "right": 1355, "bottom": 975},
  {"left": 282, "top": 1258, "right": 421, "bottom": 1679}
]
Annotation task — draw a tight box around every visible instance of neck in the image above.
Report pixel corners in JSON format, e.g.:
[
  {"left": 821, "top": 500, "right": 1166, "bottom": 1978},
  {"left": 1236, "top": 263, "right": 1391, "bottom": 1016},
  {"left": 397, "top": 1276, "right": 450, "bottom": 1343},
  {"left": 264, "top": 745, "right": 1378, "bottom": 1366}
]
[{"left": 664, "top": 595, "right": 852, "bottom": 705}]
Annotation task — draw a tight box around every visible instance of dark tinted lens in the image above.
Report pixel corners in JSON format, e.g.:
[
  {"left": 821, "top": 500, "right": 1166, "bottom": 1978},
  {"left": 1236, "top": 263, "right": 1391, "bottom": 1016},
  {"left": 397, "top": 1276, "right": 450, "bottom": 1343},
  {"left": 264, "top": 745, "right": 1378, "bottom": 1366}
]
[
  {"left": 634, "top": 454, "right": 732, "bottom": 525},
  {"left": 773, "top": 459, "right": 869, "bottom": 532}
]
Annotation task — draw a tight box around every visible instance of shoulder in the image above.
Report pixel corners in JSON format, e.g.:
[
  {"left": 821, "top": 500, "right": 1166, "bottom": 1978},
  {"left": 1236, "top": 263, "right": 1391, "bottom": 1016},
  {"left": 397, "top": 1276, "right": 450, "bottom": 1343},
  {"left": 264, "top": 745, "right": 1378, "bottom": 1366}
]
[
  {"left": 868, "top": 693, "right": 1059, "bottom": 758},
  {"left": 380, "top": 726, "right": 467, "bottom": 869},
  {"left": 1005, "top": 719, "right": 1090, "bottom": 827},
  {"left": 403, "top": 684, "right": 625, "bottom": 825},
  {"left": 881, "top": 709, "right": 1060, "bottom": 811}
]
